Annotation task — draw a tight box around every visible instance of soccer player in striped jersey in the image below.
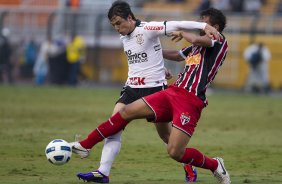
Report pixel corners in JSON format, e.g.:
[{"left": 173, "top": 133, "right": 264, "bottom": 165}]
[{"left": 71, "top": 3, "right": 228, "bottom": 184}]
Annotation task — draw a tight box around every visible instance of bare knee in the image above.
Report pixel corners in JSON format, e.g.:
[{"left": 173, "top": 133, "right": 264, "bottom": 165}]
[
  {"left": 119, "top": 106, "right": 130, "bottom": 120},
  {"left": 167, "top": 144, "right": 185, "bottom": 161},
  {"left": 119, "top": 105, "right": 134, "bottom": 121}
]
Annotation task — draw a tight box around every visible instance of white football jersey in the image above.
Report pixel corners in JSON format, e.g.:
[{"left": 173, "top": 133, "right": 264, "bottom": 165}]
[
  {"left": 121, "top": 21, "right": 166, "bottom": 88},
  {"left": 121, "top": 21, "right": 207, "bottom": 88}
]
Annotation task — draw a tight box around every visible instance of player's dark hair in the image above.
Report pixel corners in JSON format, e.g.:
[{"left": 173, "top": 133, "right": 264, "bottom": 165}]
[
  {"left": 108, "top": 0, "right": 137, "bottom": 21},
  {"left": 200, "top": 8, "right": 226, "bottom": 32}
]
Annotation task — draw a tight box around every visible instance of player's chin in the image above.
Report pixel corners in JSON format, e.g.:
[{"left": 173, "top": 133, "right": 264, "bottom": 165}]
[{"left": 119, "top": 32, "right": 126, "bottom": 36}]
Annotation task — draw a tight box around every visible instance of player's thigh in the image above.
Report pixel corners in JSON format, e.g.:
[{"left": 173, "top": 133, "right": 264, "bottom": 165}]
[
  {"left": 155, "top": 123, "right": 171, "bottom": 144},
  {"left": 167, "top": 127, "right": 190, "bottom": 159},
  {"left": 122, "top": 99, "right": 154, "bottom": 121},
  {"left": 112, "top": 102, "right": 126, "bottom": 115}
]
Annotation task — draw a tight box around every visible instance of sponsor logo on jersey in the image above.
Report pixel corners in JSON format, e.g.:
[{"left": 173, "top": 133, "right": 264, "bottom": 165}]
[
  {"left": 185, "top": 53, "right": 201, "bottom": 65},
  {"left": 127, "top": 77, "right": 146, "bottom": 85},
  {"left": 180, "top": 113, "right": 191, "bottom": 125},
  {"left": 135, "top": 34, "right": 144, "bottom": 45},
  {"left": 144, "top": 26, "right": 164, "bottom": 30},
  {"left": 154, "top": 44, "right": 161, "bottom": 51},
  {"left": 125, "top": 49, "right": 148, "bottom": 64}
]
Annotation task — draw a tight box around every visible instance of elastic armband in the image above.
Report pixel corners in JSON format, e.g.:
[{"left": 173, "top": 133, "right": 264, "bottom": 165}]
[{"left": 164, "top": 21, "right": 167, "bottom": 36}]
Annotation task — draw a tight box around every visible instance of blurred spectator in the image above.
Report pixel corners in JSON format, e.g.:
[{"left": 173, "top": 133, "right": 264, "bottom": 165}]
[
  {"left": 195, "top": 0, "right": 211, "bottom": 13},
  {"left": 67, "top": 0, "right": 80, "bottom": 8},
  {"left": 277, "top": 0, "right": 282, "bottom": 14},
  {"left": 0, "top": 28, "right": 13, "bottom": 84},
  {"left": 22, "top": 39, "right": 39, "bottom": 78},
  {"left": 211, "top": 0, "right": 230, "bottom": 11},
  {"left": 48, "top": 36, "right": 69, "bottom": 85},
  {"left": 33, "top": 37, "right": 52, "bottom": 85},
  {"left": 229, "top": 0, "right": 244, "bottom": 12},
  {"left": 66, "top": 35, "right": 86, "bottom": 86},
  {"left": 243, "top": 0, "right": 262, "bottom": 14},
  {"left": 244, "top": 42, "right": 271, "bottom": 93}
]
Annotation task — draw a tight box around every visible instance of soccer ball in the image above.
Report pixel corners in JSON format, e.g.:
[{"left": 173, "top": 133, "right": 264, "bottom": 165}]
[{"left": 45, "top": 139, "right": 72, "bottom": 165}]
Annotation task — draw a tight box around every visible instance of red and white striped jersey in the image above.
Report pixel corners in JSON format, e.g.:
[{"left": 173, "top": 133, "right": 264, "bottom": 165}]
[{"left": 174, "top": 34, "right": 228, "bottom": 105}]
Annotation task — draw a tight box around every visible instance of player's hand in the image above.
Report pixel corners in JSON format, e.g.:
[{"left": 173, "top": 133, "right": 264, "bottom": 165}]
[
  {"left": 168, "top": 31, "right": 183, "bottom": 42},
  {"left": 204, "top": 24, "right": 221, "bottom": 40},
  {"left": 165, "top": 67, "right": 173, "bottom": 80}
]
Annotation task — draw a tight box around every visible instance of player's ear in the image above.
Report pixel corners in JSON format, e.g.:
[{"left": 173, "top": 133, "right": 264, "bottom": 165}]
[{"left": 127, "top": 15, "right": 133, "bottom": 22}]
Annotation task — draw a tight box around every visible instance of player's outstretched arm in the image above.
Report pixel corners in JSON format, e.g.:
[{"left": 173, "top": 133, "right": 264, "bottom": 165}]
[
  {"left": 169, "top": 31, "right": 213, "bottom": 47},
  {"left": 165, "top": 21, "right": 219, "bottom": 40}
]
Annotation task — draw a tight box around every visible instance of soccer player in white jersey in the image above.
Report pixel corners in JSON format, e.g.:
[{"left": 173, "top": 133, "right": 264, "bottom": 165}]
[{"left": 71, "top": 1, "right": 220, "bottom": 183}]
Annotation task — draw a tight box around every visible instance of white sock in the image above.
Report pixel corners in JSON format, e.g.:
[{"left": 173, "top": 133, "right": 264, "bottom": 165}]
[{"left": 98, "top": 130, "right": 122, "bottom": 176}]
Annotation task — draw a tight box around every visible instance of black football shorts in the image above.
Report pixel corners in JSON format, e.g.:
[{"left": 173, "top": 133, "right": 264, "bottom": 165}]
[{"left": 116, "top": 85, "right": 167, "bottom": 105}]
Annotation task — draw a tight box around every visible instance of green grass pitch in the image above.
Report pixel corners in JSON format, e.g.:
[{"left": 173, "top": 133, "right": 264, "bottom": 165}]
[{"left": 0, "top": 85, "right": 282, "bottom": 184}]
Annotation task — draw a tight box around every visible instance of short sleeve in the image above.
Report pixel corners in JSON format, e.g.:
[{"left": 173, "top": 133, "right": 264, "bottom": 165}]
[{"left": 180, "top": 46, "right": 192, "bottom": 59}]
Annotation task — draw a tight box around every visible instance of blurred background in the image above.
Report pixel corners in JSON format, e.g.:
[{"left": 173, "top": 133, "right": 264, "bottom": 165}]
[{"left": 0, "top": 0, "right": 281, "bottom": 94}]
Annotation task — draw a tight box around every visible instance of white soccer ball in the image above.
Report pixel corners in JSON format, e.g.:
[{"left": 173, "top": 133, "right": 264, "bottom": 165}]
[{"left": 45, "top": 139, "right": 72, "bottom": 165}]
